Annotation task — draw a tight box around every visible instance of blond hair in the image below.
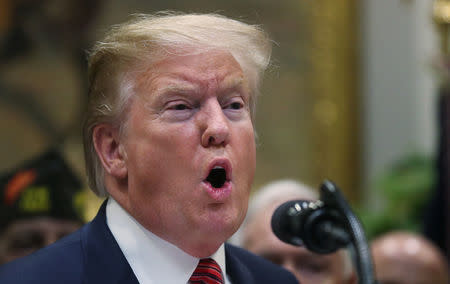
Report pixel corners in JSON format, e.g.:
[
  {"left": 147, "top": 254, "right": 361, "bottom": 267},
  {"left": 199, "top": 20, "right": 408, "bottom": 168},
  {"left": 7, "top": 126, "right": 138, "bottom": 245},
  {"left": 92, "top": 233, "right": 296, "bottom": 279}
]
[{"left": 83, "top": 12, "right": 272, "bottom": 196}]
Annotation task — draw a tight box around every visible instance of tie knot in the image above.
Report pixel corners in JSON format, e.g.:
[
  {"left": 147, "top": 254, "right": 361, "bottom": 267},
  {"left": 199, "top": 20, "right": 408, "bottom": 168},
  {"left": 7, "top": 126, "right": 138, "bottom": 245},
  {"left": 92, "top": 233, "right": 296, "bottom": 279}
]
[{"left": 189, "top": 258, "right": 224, "bottom": 284}]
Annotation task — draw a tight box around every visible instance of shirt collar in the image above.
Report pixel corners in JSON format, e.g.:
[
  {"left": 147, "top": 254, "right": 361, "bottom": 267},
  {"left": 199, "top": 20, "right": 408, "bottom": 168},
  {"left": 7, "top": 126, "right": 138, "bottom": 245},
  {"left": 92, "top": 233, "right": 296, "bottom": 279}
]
[{"left": 106, "top": 198, "right": 227, "bottom": 284}]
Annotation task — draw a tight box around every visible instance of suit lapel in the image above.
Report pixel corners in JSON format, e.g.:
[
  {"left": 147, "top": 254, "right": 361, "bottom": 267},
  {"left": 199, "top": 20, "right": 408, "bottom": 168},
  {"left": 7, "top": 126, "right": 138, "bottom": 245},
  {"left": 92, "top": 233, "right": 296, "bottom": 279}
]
[
  {"left": 81, "top": 200, "right": 139, "bottom": 284},
  {"left": 225, "top": 243, "right": 255, "bottom": 284}
]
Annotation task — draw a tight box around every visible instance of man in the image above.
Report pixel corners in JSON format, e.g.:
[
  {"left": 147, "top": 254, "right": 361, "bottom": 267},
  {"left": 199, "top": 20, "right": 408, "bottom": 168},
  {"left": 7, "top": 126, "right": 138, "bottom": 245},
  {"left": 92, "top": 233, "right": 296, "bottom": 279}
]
[
  {"left": 371, "top": 231, "right": 449, "bottom": 284},
  {"left": 0, "top": 149, "right": 84, "bottom": 264},
  {"left": 0, "top": 13, "right": 298, "bottom": 283},
  {"left": 239, "top": 179, "right": 357, "bottom": 284}
]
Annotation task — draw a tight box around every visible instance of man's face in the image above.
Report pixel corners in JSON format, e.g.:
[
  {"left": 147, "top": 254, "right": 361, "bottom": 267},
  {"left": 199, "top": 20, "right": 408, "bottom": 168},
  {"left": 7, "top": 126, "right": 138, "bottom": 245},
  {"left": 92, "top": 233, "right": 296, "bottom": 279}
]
[
  {"left": 119, "top": 50, "right": 256, "bottom": 256},
  {"left": 0, "top": 217, "right": 80, "bottom": 264},
  {"left": 372, "top": 236, "right": 449, "bottom": 284},
  {"left": 244, "top": 208, "right": 353, "bottom": 284}
]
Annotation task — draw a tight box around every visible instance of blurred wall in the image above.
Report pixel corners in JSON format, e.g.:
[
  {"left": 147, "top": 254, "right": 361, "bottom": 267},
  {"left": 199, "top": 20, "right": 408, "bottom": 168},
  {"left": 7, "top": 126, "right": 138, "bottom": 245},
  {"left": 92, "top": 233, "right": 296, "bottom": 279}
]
[{"left": 360, "top": 0, "right": 438, "bottom": 205}]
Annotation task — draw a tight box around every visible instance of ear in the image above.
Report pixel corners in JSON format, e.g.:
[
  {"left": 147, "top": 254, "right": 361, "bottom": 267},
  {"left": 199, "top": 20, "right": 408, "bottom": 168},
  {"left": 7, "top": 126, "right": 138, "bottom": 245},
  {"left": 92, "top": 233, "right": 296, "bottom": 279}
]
[{"left": 92, "top": 124, "right": 128, "bottom": 179}]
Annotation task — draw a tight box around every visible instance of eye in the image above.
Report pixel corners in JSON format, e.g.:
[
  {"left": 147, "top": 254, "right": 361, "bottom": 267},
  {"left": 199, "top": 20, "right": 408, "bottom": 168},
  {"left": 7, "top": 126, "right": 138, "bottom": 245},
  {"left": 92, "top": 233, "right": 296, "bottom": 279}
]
[
  {"left": 161, "top": 100, "right": 195, "bottom": 121},
  {"left": 223, "top": 97, "right": 245, "bottom": 110},
  {"left": 229, "top": 102, "right": 243, "bottom": 110},
  {"left": 174, "top": 104, "right": 189, "bottom": 110},
  {"left": 170, "top": 103, "right": 190, "bottom": 111}
]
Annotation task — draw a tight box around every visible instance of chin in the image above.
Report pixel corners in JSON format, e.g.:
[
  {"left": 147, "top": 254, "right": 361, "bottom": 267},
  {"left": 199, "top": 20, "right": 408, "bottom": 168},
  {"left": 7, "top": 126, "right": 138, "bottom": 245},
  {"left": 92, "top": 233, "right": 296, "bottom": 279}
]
[{"left": 205, "top": 209, "right": 242, "bottom": 238}]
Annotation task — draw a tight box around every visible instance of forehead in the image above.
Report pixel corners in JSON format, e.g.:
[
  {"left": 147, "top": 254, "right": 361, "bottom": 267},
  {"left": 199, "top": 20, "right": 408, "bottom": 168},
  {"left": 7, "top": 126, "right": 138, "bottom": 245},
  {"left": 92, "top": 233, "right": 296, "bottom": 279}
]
[{"left": 134, "top": 50, "right": 247, "bottom": 94}]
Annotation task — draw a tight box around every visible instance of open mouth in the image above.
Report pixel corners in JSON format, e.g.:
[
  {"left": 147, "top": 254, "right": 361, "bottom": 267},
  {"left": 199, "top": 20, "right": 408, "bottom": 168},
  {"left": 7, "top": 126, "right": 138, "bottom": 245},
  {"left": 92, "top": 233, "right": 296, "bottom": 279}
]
[{"left": 205, "top": 167, "right": 227, "bottom": 188}]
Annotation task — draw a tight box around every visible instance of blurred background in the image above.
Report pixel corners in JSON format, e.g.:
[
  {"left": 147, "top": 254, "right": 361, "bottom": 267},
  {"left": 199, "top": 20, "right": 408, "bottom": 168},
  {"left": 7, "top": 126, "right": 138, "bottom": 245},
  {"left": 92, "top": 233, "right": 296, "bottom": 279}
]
[{"left": 0, "top": 0, "right": 448, "bottom": 257}]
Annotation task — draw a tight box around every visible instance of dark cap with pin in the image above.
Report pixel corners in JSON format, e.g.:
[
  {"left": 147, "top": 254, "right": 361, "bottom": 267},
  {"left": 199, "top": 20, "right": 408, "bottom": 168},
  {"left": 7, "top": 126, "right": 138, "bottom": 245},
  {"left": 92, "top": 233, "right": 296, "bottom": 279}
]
[{"left": 0, "top": 149, "right": 85, "bottom": 231}]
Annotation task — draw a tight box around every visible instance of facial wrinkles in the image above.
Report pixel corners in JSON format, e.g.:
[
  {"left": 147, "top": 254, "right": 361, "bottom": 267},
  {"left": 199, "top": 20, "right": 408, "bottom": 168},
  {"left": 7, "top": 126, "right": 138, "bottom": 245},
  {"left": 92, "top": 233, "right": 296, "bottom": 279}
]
[
  {"left": 126, "top": 78, "right": 243, "bottom": 184},
  {"left": 169, "top": 71, "right": 238, "bottom": 102},
  {"left": 152, "top": 80, "right": 248, "bottom": 126},
  {"left": 134, "top": 56, "right": 249, "bottom": 121},
  {"left": 220, "top": 76, "right": 250, "bottom": 110},
  {"left": 204, "top": 62, "right": 248, "bottom": 101}
]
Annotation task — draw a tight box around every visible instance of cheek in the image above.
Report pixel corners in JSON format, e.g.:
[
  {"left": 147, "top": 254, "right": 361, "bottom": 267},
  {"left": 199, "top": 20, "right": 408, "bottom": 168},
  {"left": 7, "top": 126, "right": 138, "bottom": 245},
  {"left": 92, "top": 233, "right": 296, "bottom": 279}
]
[
  {"left": 129, "top": 124, "right": 196, "bottom": 164},
  {"left": 152, "top": 125, "right": 199, "bottom": 159},
  {"left": 239, "top": 129, "right": 256, "bottom": 176},
  {"left": 235, "top": 123, "right": 256, "bottom": 155},
  {"left": 231, "top": 126, "right": 256, "bottom": 218}
]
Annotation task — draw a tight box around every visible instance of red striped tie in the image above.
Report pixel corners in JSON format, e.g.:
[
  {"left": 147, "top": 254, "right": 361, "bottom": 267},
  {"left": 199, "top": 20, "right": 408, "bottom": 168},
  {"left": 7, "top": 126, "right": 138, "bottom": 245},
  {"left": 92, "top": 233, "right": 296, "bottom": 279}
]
[{"left": 189, "top": 258, "right": 224, "bottom": 284}]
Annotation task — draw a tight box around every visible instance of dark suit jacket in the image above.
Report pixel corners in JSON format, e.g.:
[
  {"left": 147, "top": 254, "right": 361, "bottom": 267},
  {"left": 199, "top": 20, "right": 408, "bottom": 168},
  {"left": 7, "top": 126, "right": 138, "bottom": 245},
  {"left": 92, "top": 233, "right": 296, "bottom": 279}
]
[{"left": 0, "top": 201, "right": 298, "bottom": 284}]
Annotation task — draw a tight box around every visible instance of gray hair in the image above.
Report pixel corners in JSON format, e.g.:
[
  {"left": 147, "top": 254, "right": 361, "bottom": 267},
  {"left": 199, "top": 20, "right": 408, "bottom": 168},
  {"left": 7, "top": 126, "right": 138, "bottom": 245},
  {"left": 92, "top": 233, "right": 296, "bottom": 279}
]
[
  {"left": 83, "top": 12, "right": 272, "bottom": 196},
  {"left": 246, "top": 179, "right": 318, "bottom": 223}
]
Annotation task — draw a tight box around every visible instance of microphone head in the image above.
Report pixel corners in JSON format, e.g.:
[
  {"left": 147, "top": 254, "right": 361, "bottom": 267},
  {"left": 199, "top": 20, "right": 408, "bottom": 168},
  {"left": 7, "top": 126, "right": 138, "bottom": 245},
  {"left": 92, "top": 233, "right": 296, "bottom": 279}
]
[
  {"left": 271, "top": 199, "right": 350, "bottom": 253},
  {"left": 271, "top": 200, "right": 311, "bottom": 246},
  {"left": 301, "top": 208, "right": 348, "bottom": 254}
]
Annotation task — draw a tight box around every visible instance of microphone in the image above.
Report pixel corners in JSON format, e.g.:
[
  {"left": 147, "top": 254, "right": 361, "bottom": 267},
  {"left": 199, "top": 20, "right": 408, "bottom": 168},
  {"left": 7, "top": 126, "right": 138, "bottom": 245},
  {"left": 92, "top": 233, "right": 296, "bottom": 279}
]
[
  {"left": 270, "top": 180, "right": 377, "bottom": 283},
  {"left": 271, "top": 199, "right": 351, "bottom": 254}
]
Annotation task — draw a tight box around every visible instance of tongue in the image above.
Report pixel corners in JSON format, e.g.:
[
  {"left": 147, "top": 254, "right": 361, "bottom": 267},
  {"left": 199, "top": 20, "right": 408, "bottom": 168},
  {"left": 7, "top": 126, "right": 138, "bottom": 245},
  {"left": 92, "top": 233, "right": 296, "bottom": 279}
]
[{"left": 206, "top": 168, "right": 226, "bottom": 188}]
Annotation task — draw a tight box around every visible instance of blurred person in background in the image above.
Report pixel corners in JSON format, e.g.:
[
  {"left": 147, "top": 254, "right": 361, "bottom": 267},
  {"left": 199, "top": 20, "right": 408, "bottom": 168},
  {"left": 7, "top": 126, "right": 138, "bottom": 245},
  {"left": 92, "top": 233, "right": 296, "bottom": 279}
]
[
  {"left": 0, "top": 149, "right": 85, "bottom": 264},
  {"left": 371, "top": 231, "right": 449, "bottom": 284},
  {"left": 240, "top": 179, "right": 357, "bottom": 284}
]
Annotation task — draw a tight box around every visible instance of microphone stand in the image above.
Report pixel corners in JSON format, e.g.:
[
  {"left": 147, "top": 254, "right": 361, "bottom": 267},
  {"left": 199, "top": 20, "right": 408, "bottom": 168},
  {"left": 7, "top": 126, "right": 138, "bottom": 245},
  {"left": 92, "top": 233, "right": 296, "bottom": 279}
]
[{"left": 318, "top": 180, "right": 376, "bottom": 284}]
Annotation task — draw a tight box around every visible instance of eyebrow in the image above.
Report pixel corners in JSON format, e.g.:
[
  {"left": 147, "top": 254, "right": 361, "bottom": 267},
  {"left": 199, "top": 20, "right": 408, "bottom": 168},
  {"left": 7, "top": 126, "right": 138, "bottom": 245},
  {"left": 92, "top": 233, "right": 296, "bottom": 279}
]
[
  {"left": 154, "top": 84, "right": 198, "bottom": 97},
  {"left": 154, "top": 75, "right": 246, "bottom": 97},
  {"left": 220, "top": 76, "right": 245, "bottom": 92}
]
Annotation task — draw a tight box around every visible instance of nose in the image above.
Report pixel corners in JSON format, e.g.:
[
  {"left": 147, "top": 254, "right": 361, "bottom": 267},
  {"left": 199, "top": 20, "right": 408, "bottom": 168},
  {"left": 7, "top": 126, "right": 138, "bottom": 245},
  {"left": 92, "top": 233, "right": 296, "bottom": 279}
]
[{"left": 199, "top": 100, "right": 230, "bottom": 147}]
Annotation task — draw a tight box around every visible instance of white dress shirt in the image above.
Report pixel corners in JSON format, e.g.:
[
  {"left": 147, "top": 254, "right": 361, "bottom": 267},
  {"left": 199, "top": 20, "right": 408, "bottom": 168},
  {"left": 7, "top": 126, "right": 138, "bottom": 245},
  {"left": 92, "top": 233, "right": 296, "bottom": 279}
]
[{"left": 106, "top": 198, "right": 232, "bottom": 284}]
